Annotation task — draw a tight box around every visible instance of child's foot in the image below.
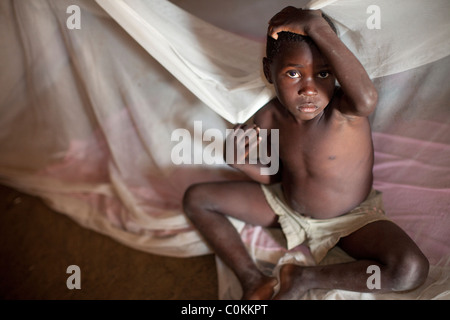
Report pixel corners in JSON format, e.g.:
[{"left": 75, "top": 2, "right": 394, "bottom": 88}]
[
  {"left": 241, "top": 275, "right": 278, "bottom": 300},
  {"left": 272, "top": 264, "right": 308, "bottom": 300}
]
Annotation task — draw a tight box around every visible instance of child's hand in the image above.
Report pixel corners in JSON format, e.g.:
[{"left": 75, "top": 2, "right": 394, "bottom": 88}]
[
  {"left": 268, "top": 6, "right": 323, "bottom": 39},
  {"left": 224, "top": 124, "right": 261, "bottom": 167}
]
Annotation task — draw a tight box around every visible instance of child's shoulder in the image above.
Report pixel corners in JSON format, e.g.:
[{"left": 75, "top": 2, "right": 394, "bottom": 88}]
[{"left": 253, "top": 98, "right": 278, "bottom": 129}]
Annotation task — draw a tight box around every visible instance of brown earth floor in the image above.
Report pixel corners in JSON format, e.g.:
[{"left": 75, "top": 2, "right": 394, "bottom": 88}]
[{"left": 0, "top": 184, "right": 218, "bottom": 300}]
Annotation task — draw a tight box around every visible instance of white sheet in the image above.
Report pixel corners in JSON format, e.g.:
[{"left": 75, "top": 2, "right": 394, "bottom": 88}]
[
  {"left": 96, "top": 0, "right": 450, "bottom": 123},
  {"left": 0, "top": 0, "right": 449, "bottom": 299}
]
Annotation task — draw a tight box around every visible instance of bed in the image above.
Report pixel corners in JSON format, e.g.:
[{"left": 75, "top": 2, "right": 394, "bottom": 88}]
[{"left": 0, "top": 0, "right": 448, "bottom": 299}]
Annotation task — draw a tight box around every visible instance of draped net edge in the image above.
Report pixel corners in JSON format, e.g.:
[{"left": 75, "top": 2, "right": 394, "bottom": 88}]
[{"left": 0, "top": 0, "right": 449, "bottom": 299}]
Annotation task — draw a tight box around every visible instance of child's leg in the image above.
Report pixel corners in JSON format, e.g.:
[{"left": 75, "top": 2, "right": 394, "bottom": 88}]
[
  {"left": 274, "top": 220, "right": 429, "bottom": 299},
  {"left": 183, "top": 181, "right": 279, "bottom": 299}
]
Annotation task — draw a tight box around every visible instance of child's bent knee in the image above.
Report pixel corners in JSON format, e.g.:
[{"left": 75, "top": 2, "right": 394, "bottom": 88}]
[
  {"left": 183, "top": 183, "right": 218, "bottom": 220},
  {"left": 403, "top": 253, "right": 429, "bottom": 290},
  {"left": 388, "top": 251, "right": 429, "bottom": 291}
]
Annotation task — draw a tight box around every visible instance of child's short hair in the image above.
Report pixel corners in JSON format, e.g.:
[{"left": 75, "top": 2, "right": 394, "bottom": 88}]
[{"left": 266, "top": 13, "right": 337, "bottom": 61}]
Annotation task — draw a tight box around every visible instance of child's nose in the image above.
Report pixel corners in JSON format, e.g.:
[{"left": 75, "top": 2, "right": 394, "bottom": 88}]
[{"left": 298, "top": 79, "right": 317, "bottom": 96}]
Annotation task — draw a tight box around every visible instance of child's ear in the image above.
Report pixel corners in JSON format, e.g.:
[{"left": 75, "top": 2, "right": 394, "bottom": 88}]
[{"left": 263, "top": 57, "right": 273, "bottom": 84}]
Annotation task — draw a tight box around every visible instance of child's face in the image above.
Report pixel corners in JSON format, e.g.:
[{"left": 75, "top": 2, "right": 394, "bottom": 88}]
[{"left": 265, "top": 41, "right": 336, "bottom": 121}]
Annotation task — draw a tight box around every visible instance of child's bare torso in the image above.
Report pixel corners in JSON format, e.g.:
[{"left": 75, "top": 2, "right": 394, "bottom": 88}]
[{"left": 256, "top": 97, "right": 374, "bottom": 219}]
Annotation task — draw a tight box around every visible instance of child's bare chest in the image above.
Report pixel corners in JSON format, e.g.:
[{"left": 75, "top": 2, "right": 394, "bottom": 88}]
[
  {"left": 279, "top": 121, "right": 339, "bottom": 164},
  {"left": 277, "top": 117, "right": 371, "bottom": 177}
]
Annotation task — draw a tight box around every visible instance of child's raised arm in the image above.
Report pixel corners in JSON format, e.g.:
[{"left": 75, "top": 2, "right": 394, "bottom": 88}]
[{"left": 269, "top": 7, "right": 378, "bottom": 117}]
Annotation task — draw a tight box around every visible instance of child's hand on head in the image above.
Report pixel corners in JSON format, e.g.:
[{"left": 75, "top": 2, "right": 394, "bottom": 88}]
[{"left": 268, "top": 6, "right": 323, "bottom": 39}]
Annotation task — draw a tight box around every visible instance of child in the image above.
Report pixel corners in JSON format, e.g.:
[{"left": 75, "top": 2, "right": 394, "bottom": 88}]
[{"left": 183, "top": 7, "right": 429, "bottom": 299}]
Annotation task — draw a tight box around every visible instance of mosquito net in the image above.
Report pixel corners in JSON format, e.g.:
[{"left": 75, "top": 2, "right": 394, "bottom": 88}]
[{"left": 1, "top": 0, "right": 449, "bottom": 299}]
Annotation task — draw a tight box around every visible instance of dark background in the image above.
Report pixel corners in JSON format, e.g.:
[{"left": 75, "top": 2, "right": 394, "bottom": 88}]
[{"left": 0, "top": 184, "right": 217, "bottom": 300}]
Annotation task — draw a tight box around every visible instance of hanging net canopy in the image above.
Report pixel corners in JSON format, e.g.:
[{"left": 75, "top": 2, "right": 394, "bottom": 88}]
[
  {"left": 96, "top": 0, "right": 450, "bottom": 123},
  {"left": 1, "top": 0, "right": 449, "bottom": 299}
]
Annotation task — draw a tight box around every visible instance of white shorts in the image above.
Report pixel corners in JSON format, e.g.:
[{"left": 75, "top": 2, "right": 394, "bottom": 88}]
[{"left": 261, "top": 183, "right": 390, "bottom": 263}]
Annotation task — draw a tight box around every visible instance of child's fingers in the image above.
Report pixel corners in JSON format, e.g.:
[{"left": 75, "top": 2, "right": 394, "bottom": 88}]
[
  {"left": 244, "top": 135, "right": 260, "bottom": 161},
  {"left": 235, "top": 124, "right": 259, "bottom": 144},
  {"left": 233, "top": 125, "right": 260, "bottom": 161},
  {"left": 268, "top": 6, "right": 298, "bottom": 24},
  {"left": 268, "top": 7, "right": 322, "bottom": 38},
  {"left": 230, "top": 124, "right": 245, "bottom": 142}
]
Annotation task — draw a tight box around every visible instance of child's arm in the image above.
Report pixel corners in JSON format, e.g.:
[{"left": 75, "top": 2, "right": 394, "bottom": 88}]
[
  {"left": 224, "top": 124, "right": 281, "bottom": 184},
  {"left": 269, "top": 7, "right": 378, "bottom": 117}
]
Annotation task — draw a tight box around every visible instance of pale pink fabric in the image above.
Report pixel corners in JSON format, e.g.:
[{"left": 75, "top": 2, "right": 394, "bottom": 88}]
[{"left": 1, "top": 0, "right": 448, "bottom": 299}]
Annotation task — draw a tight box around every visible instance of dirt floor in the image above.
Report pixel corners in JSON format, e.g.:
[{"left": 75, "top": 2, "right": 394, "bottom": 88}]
[{"left": 0, "top": 184, "right": 218, "bottom": 300}]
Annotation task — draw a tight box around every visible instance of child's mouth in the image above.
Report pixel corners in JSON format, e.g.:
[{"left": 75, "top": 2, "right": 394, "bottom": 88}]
[{"left": 297, "top": 103, "right": 318, "bottom": 113}]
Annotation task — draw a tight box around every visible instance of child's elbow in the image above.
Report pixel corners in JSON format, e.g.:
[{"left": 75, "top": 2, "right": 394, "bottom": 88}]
[{"left": 358, "top": 87, "right": 378, "bottom": 116}]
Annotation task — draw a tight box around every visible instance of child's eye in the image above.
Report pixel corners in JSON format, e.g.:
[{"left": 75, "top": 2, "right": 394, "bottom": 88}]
[
  {"left": 286, "top": 70, "right": 300, "bottom": 78},
  {"left": 317, "top": 71, "right": 330, "bottom": 79}
]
